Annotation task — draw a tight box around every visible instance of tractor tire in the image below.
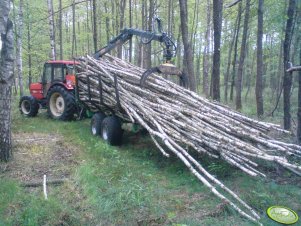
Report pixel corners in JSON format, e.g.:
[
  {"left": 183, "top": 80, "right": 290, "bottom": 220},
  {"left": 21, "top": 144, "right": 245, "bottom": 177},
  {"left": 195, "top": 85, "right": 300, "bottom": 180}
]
[
  {"left": 19, "top": 96, "right": 39, "bottom": 117},
  {"left": 91, "top": 112, "right": 106, "bottom": 136},
  {"left": 47, "top": 86, "right": 76, "bottom": 120},
  {"left": 101, "top": 116, "right": 123, "bottom": 146}
]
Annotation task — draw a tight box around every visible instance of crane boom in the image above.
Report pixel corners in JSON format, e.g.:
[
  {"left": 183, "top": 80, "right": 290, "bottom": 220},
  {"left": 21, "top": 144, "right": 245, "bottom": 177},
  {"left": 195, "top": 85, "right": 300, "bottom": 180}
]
[{"left": 93, "top": 18, "right": 188, "bottom": 89}]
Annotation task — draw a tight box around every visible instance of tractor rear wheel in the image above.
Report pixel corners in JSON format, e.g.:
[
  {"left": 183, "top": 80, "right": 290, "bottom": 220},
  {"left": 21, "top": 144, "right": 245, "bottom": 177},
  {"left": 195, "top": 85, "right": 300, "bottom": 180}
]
[
  {"left": 91, "top": 112, "right": 106, "bottom": 136},
  {"left": 19, "top": 96, "right": 39, "bottom": 117},
  {"left": 101, "top": 116, "right": 123, "bottom": 146},
  {"left": 47, "top": 86, "right": 75, "bottom": 120}
]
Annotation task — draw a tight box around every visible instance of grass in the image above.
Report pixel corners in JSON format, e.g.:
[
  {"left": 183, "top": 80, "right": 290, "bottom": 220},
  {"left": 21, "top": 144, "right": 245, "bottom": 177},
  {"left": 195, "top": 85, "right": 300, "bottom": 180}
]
[
  {"left": 0, "top": 98, "right": 301, "bottom": 225},
  {"left": 0, "top": 178, "right": 80, "bottom": 225}
]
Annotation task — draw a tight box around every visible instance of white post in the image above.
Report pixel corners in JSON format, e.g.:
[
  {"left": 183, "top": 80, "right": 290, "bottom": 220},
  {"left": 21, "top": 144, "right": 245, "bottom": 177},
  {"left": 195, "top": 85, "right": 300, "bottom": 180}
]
[{"left": 43, "top": 175, "right": 48, "bottom": 200}]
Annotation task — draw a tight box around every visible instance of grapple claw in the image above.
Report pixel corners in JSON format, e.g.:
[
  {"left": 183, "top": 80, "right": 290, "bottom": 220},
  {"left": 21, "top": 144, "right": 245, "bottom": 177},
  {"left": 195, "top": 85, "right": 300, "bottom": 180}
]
[
  {"left": 140, "top": 67, "right": 160, "bottom": 87},
  {"left": 140, "top": 64, "right": 188, "bottom": 89}
]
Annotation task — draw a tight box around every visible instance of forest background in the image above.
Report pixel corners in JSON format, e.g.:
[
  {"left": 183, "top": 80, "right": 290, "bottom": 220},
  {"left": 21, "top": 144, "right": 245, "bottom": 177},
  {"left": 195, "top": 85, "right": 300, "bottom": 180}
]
[
  {"left": 11, "top": 0, "right": 301, "bottom": 132},
  {"left": 1, "top": 1, "right": 301, "bottom": 225}
]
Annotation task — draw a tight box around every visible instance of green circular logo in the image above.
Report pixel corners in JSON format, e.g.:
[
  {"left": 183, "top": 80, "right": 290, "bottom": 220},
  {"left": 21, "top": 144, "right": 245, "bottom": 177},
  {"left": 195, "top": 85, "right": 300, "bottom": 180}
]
[{"left": 267, "top": 206, "right": 299, "bottom": 225}]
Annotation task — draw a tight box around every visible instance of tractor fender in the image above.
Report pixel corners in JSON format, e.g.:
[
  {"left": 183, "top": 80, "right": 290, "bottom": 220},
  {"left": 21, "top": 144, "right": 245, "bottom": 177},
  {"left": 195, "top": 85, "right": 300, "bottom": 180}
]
[{"left": 49, "top": 81, "right": 74, "bottom": 91}]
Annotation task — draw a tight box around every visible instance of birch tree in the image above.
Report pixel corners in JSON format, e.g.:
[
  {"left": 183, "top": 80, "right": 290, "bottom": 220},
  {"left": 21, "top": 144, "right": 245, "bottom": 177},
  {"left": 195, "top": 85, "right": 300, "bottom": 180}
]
[
  {"left": 0, "top": 0, "right": 14, "bottom": 161},
  {"left": 16, "top": 0, "right": 24, "bottom": 96},
  {"left": 47, "top": 0, "right": 56, "bottom": 60}
]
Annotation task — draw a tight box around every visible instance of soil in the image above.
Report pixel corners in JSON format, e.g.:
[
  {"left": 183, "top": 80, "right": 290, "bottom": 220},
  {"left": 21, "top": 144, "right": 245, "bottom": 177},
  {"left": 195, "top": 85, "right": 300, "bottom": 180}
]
[
  {"left": 136, "top": 191, "right": 226, "bottom": 226},
  {"left": 0, "top": 132, "right": 80, "bottom": 184}
]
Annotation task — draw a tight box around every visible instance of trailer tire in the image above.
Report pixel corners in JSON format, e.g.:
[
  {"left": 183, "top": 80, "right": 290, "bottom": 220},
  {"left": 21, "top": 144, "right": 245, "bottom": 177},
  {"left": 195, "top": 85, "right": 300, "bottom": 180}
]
[
  {"left": 91, "top": 112, "right": 106, "bottom": 136},
  {"left": 19, "top": 96, "right": 39, "bottom": 117},
  {"left": 101, "top": 116, "right": 123, "bottom": 146},
  {"left": 47, "top": 86, "right": 76, "bottom": 120}
]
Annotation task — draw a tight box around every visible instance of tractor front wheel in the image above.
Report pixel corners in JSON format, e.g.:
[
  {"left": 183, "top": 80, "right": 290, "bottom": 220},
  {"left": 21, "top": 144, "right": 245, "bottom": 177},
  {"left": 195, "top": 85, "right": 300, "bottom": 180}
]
[
  {"left": 19, "top": 96, "right": 39, "bottom": 117},
  {"left": 47, "top": 86, "right": 75, "bottom": 120}
]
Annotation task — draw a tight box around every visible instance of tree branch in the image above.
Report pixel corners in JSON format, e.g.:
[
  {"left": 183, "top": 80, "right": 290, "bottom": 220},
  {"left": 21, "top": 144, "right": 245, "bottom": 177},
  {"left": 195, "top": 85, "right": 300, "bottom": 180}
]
[
  {"left": 287, "top": 66, "right": 301, "bottom": 72},
  {"left": 225, "top": 0, "right": 242, "bottom": 8}
]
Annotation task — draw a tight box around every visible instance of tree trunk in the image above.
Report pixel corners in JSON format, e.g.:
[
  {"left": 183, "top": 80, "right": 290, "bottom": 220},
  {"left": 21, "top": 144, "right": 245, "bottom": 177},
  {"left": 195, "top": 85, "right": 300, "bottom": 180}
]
[
  {"left": 211, "top": 0, "right": 223, "bottom": 101},
  {"left": 16, "top": 0, "right": 24, "bottom": 96},
  {"left": 256, "top": 0, "right": 264, "bottom": 117},
  {"left": 13, "top": 61, "right": 17, "bottom": 95},
  {"left": 224, "top": 17, "right": 237, "bottom": 102},
  {"left": 179, "top": 0, "right": 196, "bottom": 92},
  {"left": 85, "top": 0, "right": 91, "bottom": 54},
  {"left": 143, "top": 0, "right": 154, "bottom": 69},
  {"left": 117, "top": 0, "right": 126, "bottom": 59},
  {"left": 245, "top": 50, "right": 255, "bottom": 101},
  {"left": 269, "top": 34, "right": 277, "bottom": 98},
  {"left": 129, "top": 0, "right": 133, "bottom": 62},
  {"left": 236, "top": 0, "right": 250, "bottom": 110},
  {"left": 26, "top": 1, "right": 32, "bottom": 86},
  {"left": 168, "top": 0, "right": 172, "bottom": 35},
  {"left": 0, "top": 0, "right": 14, "bottom": 161},
  {"left": 230, "top": 2, "right": 242, "bottom": 101},
  {"left": 191, "top": 0, "right": 200, "bottom": 64},
  {"left": 72, "top": 1, "right": 77, "bottom": 57},
  {"left": 203, "top": 0, "right": 211, "bottom": 97},
  {"left": 235, "top": 0, "right": 250, "bottom": 110},
  {"left": 276, "top": 40, "right": 284, "bottom": 99},
  {"left": 92, "top": 0, "right": 97, "bottom": 52},
  {"left": 196, "top": 40, "right": 202, "bottom": 91},
  {"left": 59, "top": 0, "right": 63, "bottom": 59},
  {"left": 104, "top": 2, "right": 110, "bottom": 44},
  {"left": 298, "top": 42, "right": 301, "bottom": 143},
  {"left": 47, "top": 0, "right": 56, "bottom": 60},
  {"left": 283, "top": 0, "right": 296, "bottom": 130},
  {"left": 176, "top": 27, "right": 182, "bottom": 68},
  {"left": 137, "top": 0, "right": 144, "bottom": 67}
]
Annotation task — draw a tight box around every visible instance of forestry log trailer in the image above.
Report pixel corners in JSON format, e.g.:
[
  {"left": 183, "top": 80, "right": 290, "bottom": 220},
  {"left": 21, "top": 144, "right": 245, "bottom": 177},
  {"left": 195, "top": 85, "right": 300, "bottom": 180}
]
[{"left": 19, "top": 18, "right": 186, "bottom": 145}]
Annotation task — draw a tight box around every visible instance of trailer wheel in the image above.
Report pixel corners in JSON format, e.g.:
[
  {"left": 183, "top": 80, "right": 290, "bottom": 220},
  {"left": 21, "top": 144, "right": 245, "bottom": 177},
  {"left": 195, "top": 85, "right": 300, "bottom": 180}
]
[
  {"left": 47, "top": 86, "right": 75, "bottom": 120},
  {"left": 91, "top": 112, "right": 106, "bottom": 136},
  {"left": 19, "top": 96, "right": 39, "bottom": 117},
  {"left": 101, "top": 116, "right": 123, "bottom": 146}
]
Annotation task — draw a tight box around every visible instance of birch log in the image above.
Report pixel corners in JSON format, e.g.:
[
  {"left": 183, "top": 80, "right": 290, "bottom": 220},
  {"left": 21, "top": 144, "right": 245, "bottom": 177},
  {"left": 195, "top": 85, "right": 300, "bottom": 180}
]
[{"left": 76, "top": 55, "right": 301, "bottom": 225}]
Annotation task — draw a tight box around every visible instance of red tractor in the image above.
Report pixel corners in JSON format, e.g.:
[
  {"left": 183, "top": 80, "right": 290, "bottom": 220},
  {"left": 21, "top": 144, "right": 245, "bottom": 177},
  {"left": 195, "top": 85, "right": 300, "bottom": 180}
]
[{"left": 19, "top": 60, "right": 79, "bottom": 120}]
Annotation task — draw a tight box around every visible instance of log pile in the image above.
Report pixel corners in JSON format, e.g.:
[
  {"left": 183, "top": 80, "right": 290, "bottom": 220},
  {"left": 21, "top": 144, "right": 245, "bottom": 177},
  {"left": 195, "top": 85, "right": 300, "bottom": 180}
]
[{"left": 76, "top": 55, "right": 301, "bottom": 225}]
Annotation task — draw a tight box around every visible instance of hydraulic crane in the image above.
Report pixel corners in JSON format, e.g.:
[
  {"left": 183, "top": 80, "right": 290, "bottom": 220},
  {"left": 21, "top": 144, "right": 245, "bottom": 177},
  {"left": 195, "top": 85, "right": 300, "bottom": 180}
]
[{"left": 94, "top": 18, "right": 188, "bottom": 88}]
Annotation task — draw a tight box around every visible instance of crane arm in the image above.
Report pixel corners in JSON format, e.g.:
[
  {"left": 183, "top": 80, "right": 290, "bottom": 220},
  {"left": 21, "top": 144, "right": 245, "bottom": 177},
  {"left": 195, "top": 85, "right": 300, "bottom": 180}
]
[
  {"left": 92, "top": 18, "right": 188, "bottom": 89},
  {"left": 94, "top": 28, "right": 176, "bottom": 62}
]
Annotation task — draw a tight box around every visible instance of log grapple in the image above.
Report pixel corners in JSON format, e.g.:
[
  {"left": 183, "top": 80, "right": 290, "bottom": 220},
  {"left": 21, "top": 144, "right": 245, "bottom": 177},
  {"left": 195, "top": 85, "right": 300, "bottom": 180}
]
[{"left": 93, "top": 18, "right": 188, "bottom": 88}]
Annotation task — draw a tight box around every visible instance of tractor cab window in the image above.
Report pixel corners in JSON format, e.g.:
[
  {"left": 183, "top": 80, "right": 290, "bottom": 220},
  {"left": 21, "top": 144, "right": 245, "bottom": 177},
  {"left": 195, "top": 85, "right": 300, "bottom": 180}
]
[
  {"left": 66, "top": 65, "right": 77, "bottom": 75},
  {"left": 63, "top": 66, "right": 68, "bottom": 76},
  {"left": 53, "top": 64, "right": 64, "bottom": 81},
  {"left": 43, "top": 64, "right": 52, "bottom": 83}
]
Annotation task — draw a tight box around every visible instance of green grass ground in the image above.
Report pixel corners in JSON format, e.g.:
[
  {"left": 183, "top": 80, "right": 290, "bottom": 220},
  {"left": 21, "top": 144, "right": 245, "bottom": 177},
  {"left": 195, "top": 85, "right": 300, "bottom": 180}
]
[{"left": 0, "top": 99, "right": 300, "bottom": 226}]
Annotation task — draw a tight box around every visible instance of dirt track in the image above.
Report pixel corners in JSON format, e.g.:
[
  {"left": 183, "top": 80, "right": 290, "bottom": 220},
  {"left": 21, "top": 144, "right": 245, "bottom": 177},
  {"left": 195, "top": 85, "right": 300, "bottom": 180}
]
[{"left": 0, "top": 132, "right": 80, "bottom": 184}]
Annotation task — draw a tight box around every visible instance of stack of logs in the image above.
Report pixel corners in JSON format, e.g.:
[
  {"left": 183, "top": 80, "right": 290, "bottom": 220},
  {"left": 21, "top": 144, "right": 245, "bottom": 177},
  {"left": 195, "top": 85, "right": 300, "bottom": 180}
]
[{"left": 76, "top": 55, "right": 301, "bottom": 225}]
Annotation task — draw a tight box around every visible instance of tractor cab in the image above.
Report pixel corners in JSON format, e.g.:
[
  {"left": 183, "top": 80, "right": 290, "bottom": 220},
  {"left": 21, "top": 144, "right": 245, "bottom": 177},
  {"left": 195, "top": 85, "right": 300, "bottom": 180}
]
[
  {"left": 30, "top": 61, "right": 77, "bottom": 101},
  {"left": 20, "top": 60, "right": 79, "bottom": 120}
]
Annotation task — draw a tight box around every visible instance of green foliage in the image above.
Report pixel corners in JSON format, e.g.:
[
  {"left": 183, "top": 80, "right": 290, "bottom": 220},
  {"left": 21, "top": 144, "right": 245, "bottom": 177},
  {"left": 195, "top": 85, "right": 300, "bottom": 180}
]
[
  {"left": 1, "top": 100, "right": 301, "bottom": 225},
  {"left": 13, "top": 0, "right": 299, "bottom": 122},
  {"left": 0, "top": 178, "right": 79, "bottom": 226}
]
